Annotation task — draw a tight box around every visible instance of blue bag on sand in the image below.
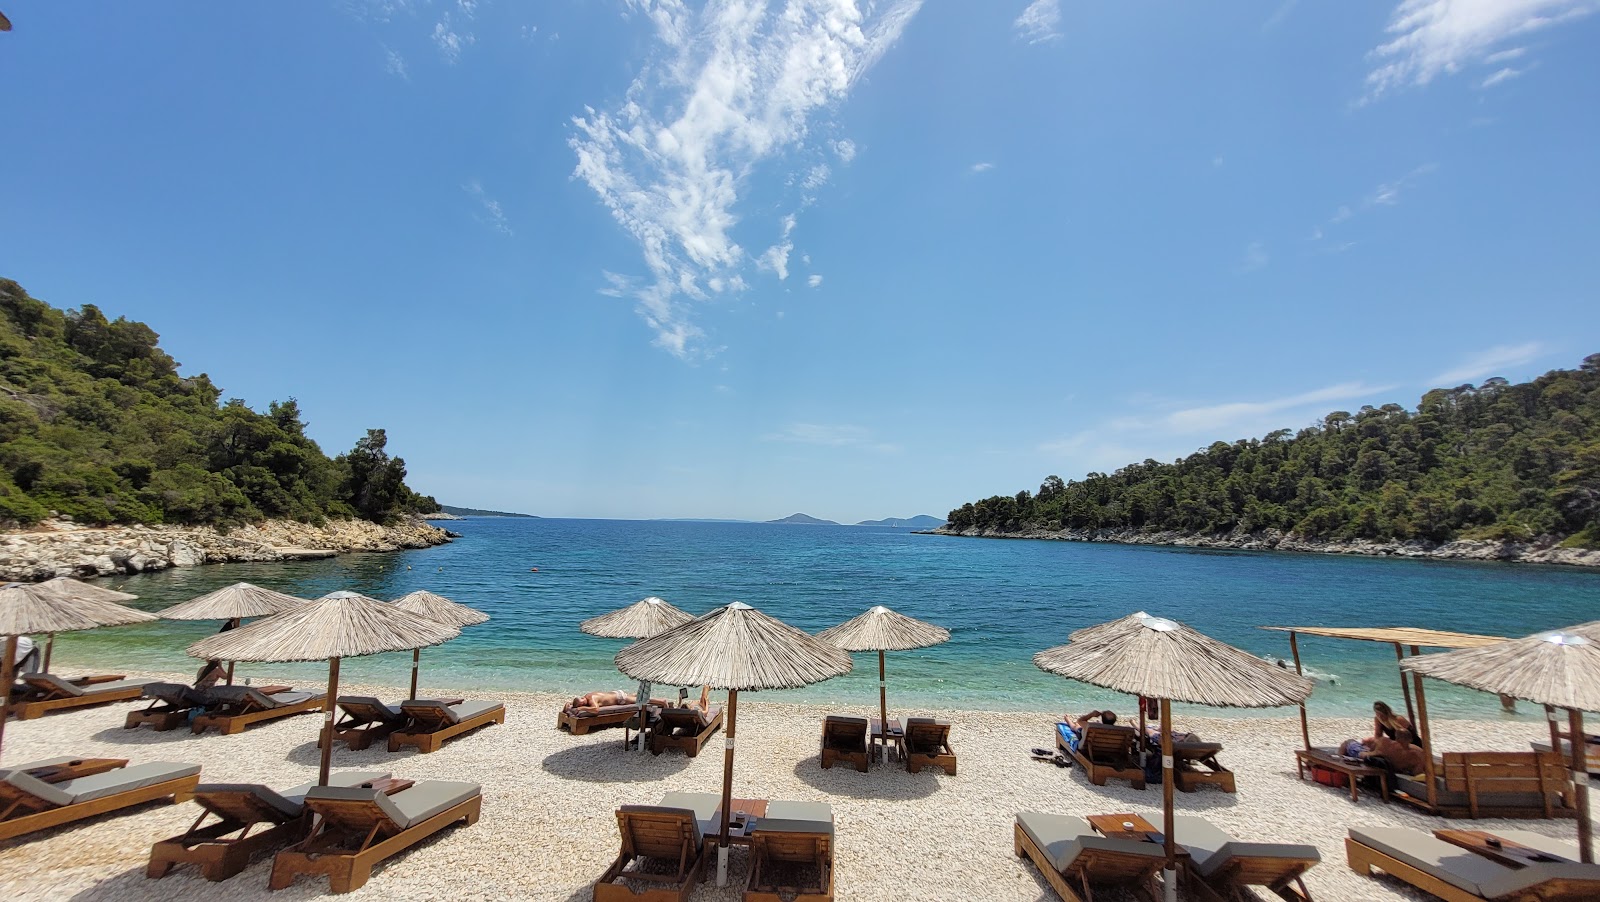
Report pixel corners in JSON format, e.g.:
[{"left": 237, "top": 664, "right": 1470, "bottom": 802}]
[{"left": 1055, "top": 722, "right": 1080, "bottom": 752}]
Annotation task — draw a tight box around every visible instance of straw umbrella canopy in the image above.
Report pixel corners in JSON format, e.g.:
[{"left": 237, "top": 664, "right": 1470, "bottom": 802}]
[
  {"left": 157, "top": 582, "right": 307, "bottom": 685},
  {"left": 1401, "top": 627, "right": 1600, "bottom": 863},
  {"left": 1035, "top": 611, "right": 1313, "bottom": 902},
  {"left": 817, "top": 605, "right": 949, "bottom": 741},
  {"left": 0, "top": 582, "right": 157, "bottom": 762},
  {"left": 615, "top": 602, "right": 852, "bottom": 886},
  {"left": 389, "top": 590, "right": 488, "bottom": 700},
  {"left": 580, "top": 595, "right": 692, "bottom": 639},
  {"left": 188, "top": 590, "right": 459, "bottom": 786},
  {"left": 26, "top": 577, "right": 138, "bottom": 673}
]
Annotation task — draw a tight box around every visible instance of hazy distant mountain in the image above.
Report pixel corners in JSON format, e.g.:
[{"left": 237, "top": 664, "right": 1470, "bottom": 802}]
[
  {"left": 766, "top": 513, "right": 840, "bottom": 526},
  {"left": 439, "top": 505, "right": 538, "bottom": 518},
  {"left": 855, "top": 515, "right": 947, "bottom": 528},
  {"left": 655, "top": 518, "right": 755, "bottom": 523}
]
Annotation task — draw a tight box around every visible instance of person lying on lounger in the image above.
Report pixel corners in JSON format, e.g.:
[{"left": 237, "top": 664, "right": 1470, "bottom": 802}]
[
  {"left": 1069, "top": 709, "right": 1118, "bottom": 729},
  {"left": 566, "top": 690, "right": 676, "bottom": 713}
]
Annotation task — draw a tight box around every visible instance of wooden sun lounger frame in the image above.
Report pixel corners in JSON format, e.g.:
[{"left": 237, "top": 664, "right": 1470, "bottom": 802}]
[
  {"left": 328, "top": 700, "right": 406, "bottom": 751},
  {"left": 1189, "top": 853, "right": 1318, "bottom": 902},
  {"left": 388, "top": 702, "right": 506, "bottom": 753},
  {"left": 819, "top": 717, "right": 869, "bottom": 773},
  {"left": 12, "top": 675, "right": 145, "bottom": 720},
  {"left": 268, "top": 791, "right": 481, "bottom": 894},
  {"left": 191, "top": 692, "right": 324, "bottom": 736},
  {"left": 745, "top": 829, "right": 835, "bottom": 902},
  {"left": 1013, "top": 821, "right": 1164, "bottom": 902},
  {"left": 904, "top": 719, "right": 957, "bottom": 775},
  {"left": 125, "top": 685, "right": 208, "bottom": 732},
  {"left": 0, "top": 772, "right": 199, "bottom": 842},
  {"left": 648, "top": 706, "right": 724, "bottom": 758},
  {"left": 558, "top": 704, "right": 645, "bottom": 736},
  {"left": 1173, "top": 742, "right": 1236, "bottom": 793},
  {"left": 1345, "top": 834, "right": 1600, "bottom": 902},
  {"left": 1059, "top": 724, "right": 1146, "bottom": 790},
  {"left": 148, "top": 789, "right": 310, "bottom": 882},
  {"left": 594, "top": 807, "right": 706, "bottom": 902}
]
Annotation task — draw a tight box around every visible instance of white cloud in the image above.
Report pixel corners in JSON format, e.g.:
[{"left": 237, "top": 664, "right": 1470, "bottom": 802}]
[
  {"left": 1316, "top": 163, "right": 1436, "bottom": 235},
  {"left": 970, "top": 161, "right": 995, "bottom": 173},
  {"left": 1163, "top": 383, "right": 1394, "bottom": 434},
  {"left": 807, "top": 274, "right": 823, "bottom": 287},
  {"left": 433, "top": 15, "right": 475, "bottom": 63},
  {"left": 1364, "top": 0, "right": 1597, "bottom": 101},
  {"left": 384, "top": 46, "right": 409, "bottom": 80},
  {"left": 831, "top": 138, "right": 857, "bottom": 162},
  {"left": 1485, "top": 46, "right": 1529, "bottom": 63},
  {"left": 1263, "top": 0, "right": 1299, "bottom": 31},
  {"left": 463, "top": 180, "right": 512, "bottom": 236},
  {"left": 570, "top": 0, "right": 923, "bottom": 358},
  {"left": 1240, "top": 241, "right": 1269, "bottom": 273},
  {"left": 1432, "top": 342, "right": 1546, "bottom": 385},
  {"left": 762, "top": 423, "right": 898, "bottom": 453},
  {"left": 801, "top": 253, "right": 812, "bottom": 265},
  {"left": 1013, "top": 0, "right": 1062, "bottom": 44},
  {"left": 1480, "top": 66, "right": 1525, "bottom": 87}
]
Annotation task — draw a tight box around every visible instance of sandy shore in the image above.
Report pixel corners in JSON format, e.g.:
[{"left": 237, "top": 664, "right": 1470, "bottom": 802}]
[{"left": 0, "top": 663, "right": 1586, "bottom": 901}]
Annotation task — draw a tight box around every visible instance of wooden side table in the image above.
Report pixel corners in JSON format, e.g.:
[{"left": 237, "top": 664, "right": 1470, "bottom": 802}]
[
  {"left": 25, "top": 758, "right": 128, "bottom": 784},
  {"left": 1295, "top": 748, "right": 1389, "bottom": 803},
  {"left": 1434, "top": 830, "right": 1571, "bottom": 868},
  {"left": 721, "top": 798, "right": 769, "bottom": 845},
  {"left": 871, "top": 717, "right": 904, "bottom": 763}
]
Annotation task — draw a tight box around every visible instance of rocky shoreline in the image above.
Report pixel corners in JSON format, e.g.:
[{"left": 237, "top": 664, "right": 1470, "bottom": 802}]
[
  {"left": 926, "top": 524, "right": 1600, "bottom": 567},
  {"left": 0, "top": 517, "right": 454, "bottom": 582}
]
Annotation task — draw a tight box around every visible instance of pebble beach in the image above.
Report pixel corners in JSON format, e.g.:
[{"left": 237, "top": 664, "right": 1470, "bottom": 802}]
[{"left": 0, "top": 663, "right": 1586, "bottom": 901}]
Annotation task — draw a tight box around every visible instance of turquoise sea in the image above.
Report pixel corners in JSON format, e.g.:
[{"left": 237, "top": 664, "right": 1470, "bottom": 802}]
[{"left": 52, "top": 518, "right": 1600, "bottom": 719}]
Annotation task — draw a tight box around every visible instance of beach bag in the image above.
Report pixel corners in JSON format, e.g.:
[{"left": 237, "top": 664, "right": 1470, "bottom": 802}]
[
  {"left": 1311, "top": 765, "right": 1348, "bottom": 788},
  {"left": 1144, "top": 753, "right": 1164, "bottom": 785}
]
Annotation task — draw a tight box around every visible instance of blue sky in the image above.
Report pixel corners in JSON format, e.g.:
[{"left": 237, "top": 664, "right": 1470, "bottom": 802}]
[{"left": 2, "top": 1, "right": 1597, "bottom": 523}]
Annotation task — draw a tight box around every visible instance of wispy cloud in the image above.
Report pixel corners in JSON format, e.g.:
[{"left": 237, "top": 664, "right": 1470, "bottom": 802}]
[
  {"left": 1013, "top": 0, "right": 1062, "bottom": 44},
  {"left": 1162, "top": 383, "right": 1395, "bottom": 434},
  {"left": 807, "top": 274, "right": 823, "bottom": 288},
  {"left": 970, "top": 162, "right": 995, "bottom": 173},
  {"left": 463, "top": 180, "right": 512, "bottom": 236},
  {"left": 1364, "top": 0, "right": 1597, "bottom": 102},
  {"left": 1312, "top": 164, "right": 1436, "bottom": 239},
  {"left": 1432, "top": 342, "right": 1546, "bottom": 385},
  {"left": 1480, "top": 66, "right": 1526, "bottom": 87},
  {"left": 831, "top": 138, "right": 857, "bottom": 163},
  {"left": 762, "top": 423, "right": 899, "bottom": 453},
  {"left": 384, "top": 46, "right": 409, "bottom": 80},
  {"left": 1262, "top": 0, "right": 1299, "bottom": 31},
  {"left": 570, "top": 0, "right": 923, "bottom": 358},
  {"left": 433, "top": 14, "right": 475, "bottom": 63},
  {"left": 1239, "top": 241, "right": 1269, "bottom": 273}
]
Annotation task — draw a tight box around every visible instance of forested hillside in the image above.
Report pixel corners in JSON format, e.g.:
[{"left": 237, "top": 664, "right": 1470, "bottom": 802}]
[
  {"left": 0, "top": 279, "right": 438, "bottom": 526},
  {"left": 946, "top": 356, "right": 1600, "bottom": 549}
]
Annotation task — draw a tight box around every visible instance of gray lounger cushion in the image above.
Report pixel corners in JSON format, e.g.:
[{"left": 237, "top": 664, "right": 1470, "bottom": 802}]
[
  {"left": 761, "top": 800, "right": 834, "bottom": 834},
  {"left": 1171, "top": 815, "right": 1236, "bottom": 874},
  {"left": 1349, "top": 826, "right": 1512, "bottom": 896},
  {"left": 0, "top": 756, "right": 80, "bottom": 773},
  {"left": 208, "top": 686, "right": 319, "bottom": 708},
  {"left": 661, "top": 790, "right": 722, "bottom": 838},
  {"left": 402, "top": 699, "right": 502, "bottom": 724},
  {"left": 305, "top": 780, "right": 480, "bottom": 831},
  {"left": 197, "top": 770, "right": 390, "bottom": 820},
  {"left": 2, "top": 769, "right": 76, "bottom": 807},
  {"left": 1478, "top": 861, "right": 1600, "bottom": 899},
  {"left": 1017, "top": 811, "right": 1166, "bottom": 875},
  {"left": 26, "top": 674, "right": 152, "bottom": 697},
  {"left": 59, "top": 761, "right": 200, "bottom": 804},
  {"left": 620, "top": 804, "right": 704, "bottom": 844},
  {"left": 338, "top": 696, "right": 405, "bottom": 721},
  {"left": 144, "top": 682, "right": 209, "bottom": 706}
]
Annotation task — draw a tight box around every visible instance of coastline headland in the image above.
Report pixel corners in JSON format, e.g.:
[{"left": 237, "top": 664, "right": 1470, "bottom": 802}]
[
  {"left": 0, "top": 516, "right": 453, "bottom": 582},
  {"left": 926, "top": 524, "right": 1600, "bottom": 568}
]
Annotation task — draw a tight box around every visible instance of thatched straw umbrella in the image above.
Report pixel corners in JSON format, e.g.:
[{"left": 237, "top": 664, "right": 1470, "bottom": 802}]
[
  {"left": 0, "top": 583, "right": 157, "bottom": 762},
  {"left": 188, "top": 590, "right": 458, "bottom": 786},
  {"left": 817, "top": 605, "right": 949, "bottom": 746},
  {"left": 157, "top": 582, "right": 307, "bottom": 686},
  {"left": 615, "top": 602, "right": 852, "bottom": 886},
  {"left": 389, "top": 590, "right": 488, "bottom": 700},
  {"left": 28, "top": 577, "right": 138, "bottom": 673},
  {"left": 1402, "top": 627, "right": 1600, "bottom": 863},
  {"left": 582, "top": 596, "right": 694, "bottom": 748},
  {"left": 1035, "top": 611, "right": 1313, "bottom": 902}
]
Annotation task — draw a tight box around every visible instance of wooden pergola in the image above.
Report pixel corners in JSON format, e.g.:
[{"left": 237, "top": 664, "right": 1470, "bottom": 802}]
[{"left": 1262, "top": 625, "right": 1508, "bottom": 814}]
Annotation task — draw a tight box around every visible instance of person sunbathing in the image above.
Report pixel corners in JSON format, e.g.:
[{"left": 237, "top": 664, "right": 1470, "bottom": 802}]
[
  {"left": 568, "top": 690, "right": 637, "bottom": 712},
  {"left": 1071, "top": 709, "right": 1118, "bottom": 729}
]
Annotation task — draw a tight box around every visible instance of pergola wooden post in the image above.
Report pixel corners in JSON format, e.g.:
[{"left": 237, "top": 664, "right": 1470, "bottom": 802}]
[
  {"left": 1408, "top": 645, "right": 1439, "bottom": 812},
  {"left": 1288, "top": 630, "right": 1310, "bottom": 750}
]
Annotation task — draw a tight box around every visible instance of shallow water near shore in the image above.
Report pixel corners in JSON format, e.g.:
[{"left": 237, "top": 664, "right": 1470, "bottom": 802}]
[{"left": 54, "top": 517, "right": 1600, "bottom": 718}]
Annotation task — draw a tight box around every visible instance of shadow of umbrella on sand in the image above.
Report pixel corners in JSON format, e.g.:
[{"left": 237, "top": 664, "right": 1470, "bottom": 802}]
[
  {"left": 0, "top": 582, "right": 156, "bottom": 762},
  {"left": 156, "top": 582, "right": 307, "bottom": 685},
  {"left": 188, "top": 590, "right": 459, "bottom": 786},
  {"left": 615, "top": 601, "right": 852, "bottom": 886},
  {"left": 1035, "top": 611, "right": 1313, "bottom": 902},
  {"left": 1402, "top": 625, "right": 1600, "bottom": 863},
  {"left": 389, "top": 590, "right": 489, "bottom": 700},
  {"left": 816, "top": 605, "right": 949, "bottom": 742}
]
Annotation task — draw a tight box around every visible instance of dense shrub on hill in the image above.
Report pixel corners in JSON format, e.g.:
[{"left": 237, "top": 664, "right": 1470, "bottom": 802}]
[
  {"left": 946, "top": 355, "right": 1600, "bottom": 549},
  {"left": 0, "top": 278, "right": 438, "bottom": 526}
]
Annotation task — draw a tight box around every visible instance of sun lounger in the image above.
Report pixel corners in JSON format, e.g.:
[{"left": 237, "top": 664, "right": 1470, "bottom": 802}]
[
  {"left": 746, "top": 800, "right": 835, "bottom": 902},
  {"left": 648, "top": 705, "right": 724, "bottom": 758},
  {"left": 388, "top": 699, "right": 505, "bottom": 753},
  {"left": 190, "top": 686, "right": 325, "bottom": 735},
  {"left": 1013, "top": 811, "right": 1167, "bottom": 902},
  {"left": 819, "top": 715, "right": 869, "bottom": 772},
  {"left": 1392, "top": 751, "right": 1570, "bottom": 818},
  {"left": 904, "top": 717, "right": 957, "bottom": 775},
  {"left": 11, "top": 673, "right": 155, "bottom": 719},
  {"left": 0, "top": 758, "right": 200, "bottom": 841},
  {"left": 1346, "top": 825, "right": 1600, "bottom": 901},
  {"left": 125, "top": 682, "right": 213, "bottom": 732},
  {"left": 595, "top": 804, "right": 708, "bottom": 902},
  {"left": 328, "top": 697, "right": 408, "bottom": 751},
  {"left": 559, "top": 702, "right": 650, "bottom": 735},
  {"left": 1058, "top": 723, "right": 1145, "bottom": 789},
  {"left": 268, "top": 779, "right": 482, "bottom": 894},
  {"left": 1531, "top": 736, "right": 1600, "bottom": 776},
  {"left": 1172, "top": 739, "right": 1236, "bottom": 793},
  {"left": 147, "top": 770, "right": 389, "bottom": 882},
  {"left": 1167, "top": 813, "right": 1319, "bottom": 901}
]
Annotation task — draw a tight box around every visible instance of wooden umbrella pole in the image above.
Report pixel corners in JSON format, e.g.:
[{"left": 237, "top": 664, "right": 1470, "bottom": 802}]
[
  {"left": 718, "top": 688, "right": 738, "bottom": 887},
  {"left": 318, "top": 657, "right": 341, "bottom": 787},
  {"left": 0, "top": 635, "right": 16, "bottom": 763},
  {"left": 1138, "top": 697, "right": 1147, "bottom": 766},
  {"left": 409, "top": 648, "right": 420, "bottom": 700},
  {"left": 1409, "top": 645, "right": 1438, "bottom": 812},
  {"left": 1160, "top": 698, "right": 1177, "bottom": 902},
  {"left": 226, "top": 618, "right": 240, "bottom": 685},
  {"left": 1545, "top": 704, "right": 1564, "bottom": 755},
  {"left": 1289, "top": 631, "right": 1309, "bottom": 751},
  {"left": 1395, "top": 642, "right": 1415, "bottom": 726},
  {"left": 878, "top": 650, "right": 887, "bottom": 746},
  {"left": 42, "top": 633, "right": 54, "bottom": 673},
  {"left": 1570, "top": 708, "right": 1592, "bottom": 863}
]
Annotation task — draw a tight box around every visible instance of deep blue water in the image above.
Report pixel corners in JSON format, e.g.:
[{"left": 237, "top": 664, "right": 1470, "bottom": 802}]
[{"left": 57, "top": 518, "right": 1600, "bottom": 718}]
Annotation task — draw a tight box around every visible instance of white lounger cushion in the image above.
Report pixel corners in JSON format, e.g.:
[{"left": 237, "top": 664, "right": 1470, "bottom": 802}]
[
  {"left": 1016, "top": 811, "right": 1166, "bottom": 875},
  {"left": 660, "top": 790, "right": 721, "bottom": 838},
  {"left": 761, "top": 799, "right": 834, "bottom": 834}
]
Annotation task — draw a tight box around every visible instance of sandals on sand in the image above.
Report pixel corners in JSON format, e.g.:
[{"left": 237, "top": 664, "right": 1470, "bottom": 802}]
[{"left": 1029, "top": 748, "right": 1072, "bottom": 768}]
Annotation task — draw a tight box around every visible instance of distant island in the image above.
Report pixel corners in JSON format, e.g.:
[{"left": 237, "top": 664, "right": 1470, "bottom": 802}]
[
  {"left": 856, "top": 515, "right": 946, "bottom": 528},
  {"left": 439, "top": 505, "right": 538, "bottom": 518},
  {"left": 766, "top": 513, "right": 840, "bottom": 525}
]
